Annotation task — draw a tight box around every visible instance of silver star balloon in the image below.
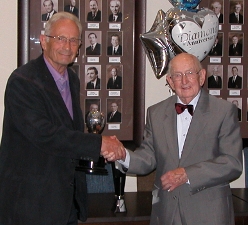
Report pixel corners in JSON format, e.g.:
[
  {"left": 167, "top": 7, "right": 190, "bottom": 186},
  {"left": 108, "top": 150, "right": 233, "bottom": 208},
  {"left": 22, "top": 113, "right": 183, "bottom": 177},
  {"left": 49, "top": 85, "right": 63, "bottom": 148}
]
[
  {"left": 140, "top": 10, "right": 182, "bottom": 79},
  {"left": 140, "top": 6, "right": 218, "bottom": 80}
]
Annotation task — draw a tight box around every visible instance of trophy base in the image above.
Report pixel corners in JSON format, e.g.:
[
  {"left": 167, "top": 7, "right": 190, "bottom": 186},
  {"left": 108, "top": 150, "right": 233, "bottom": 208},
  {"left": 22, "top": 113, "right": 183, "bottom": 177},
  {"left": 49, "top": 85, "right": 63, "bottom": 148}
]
[
  {"left": 113, "top": 195, "right": 127, "bottom": 213},
  {"left": 76, "top": 157, "right": 108, "bottom": 175}
]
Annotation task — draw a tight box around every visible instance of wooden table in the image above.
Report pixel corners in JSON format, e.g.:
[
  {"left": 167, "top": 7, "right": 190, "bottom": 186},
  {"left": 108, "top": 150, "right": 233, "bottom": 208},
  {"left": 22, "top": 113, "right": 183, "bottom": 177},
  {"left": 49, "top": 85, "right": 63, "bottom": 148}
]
[
  {"left": 80, "top": 192, "right": 151, "bottom": 225},
  {"left": 232, "top": 188, "right": 248, "bottom": 225},
  {"left": 80, "top": 189, "right": 248, "bottom": 225}
]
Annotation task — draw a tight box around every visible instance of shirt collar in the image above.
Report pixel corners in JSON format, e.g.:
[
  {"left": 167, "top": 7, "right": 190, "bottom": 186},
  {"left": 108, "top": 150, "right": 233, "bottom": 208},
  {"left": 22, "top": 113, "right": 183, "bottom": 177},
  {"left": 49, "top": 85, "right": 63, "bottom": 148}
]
[
  {"left": 43, "top": 56, "right": 69, "bottom": 82},
  {"left": 91, "top": 79, "right": 97, "bottom": 85}
]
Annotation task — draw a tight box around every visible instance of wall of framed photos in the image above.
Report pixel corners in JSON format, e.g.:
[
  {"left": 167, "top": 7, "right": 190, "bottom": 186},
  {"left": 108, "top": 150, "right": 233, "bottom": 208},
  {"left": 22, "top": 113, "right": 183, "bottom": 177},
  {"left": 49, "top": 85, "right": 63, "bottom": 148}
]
[
  {"left": 18, "top": 0, "right": 146, "bottom": 144},
  {"left": 199, "top": 0, "right": 248, "bottom": 138}
]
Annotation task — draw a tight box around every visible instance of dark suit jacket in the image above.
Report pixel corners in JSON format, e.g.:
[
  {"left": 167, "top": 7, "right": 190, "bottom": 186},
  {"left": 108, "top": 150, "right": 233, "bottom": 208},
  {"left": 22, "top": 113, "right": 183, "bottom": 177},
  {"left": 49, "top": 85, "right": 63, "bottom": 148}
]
[
  {"left": 107, "top": 76, "right": 122, "bottom": 89},
  {"left": 86, "top": 78, "right": 101, "bottom": 89},
  {"left": 108, "top": 12, "right": 122, "bottom": 22},
  {"left": 87, "top": 10, "right": 101, "bottom": 21},
  {"left": 208, "top": 75, "right": 222, "bottom": 89},
  {"left": 218, "top": 13, "right": 223, "bottom": 23},
  {"left": 0, "top": 54, "right": 102, "bottom": 225},
  {"left": 127, "top": 89, "right": 242, "bottom": 224},
  {"left": 107, "top": 111, "right": 121, "bottom": 122},
  {"left": 64, "top": 5, "right": 79, "bottom": 17},
  {"left": 107, "top": 45, "right": 122, "bottom": 55},
  {"left": 208, "top": 43, "right": 222, "bottom": 56},
  {"left": 41, "top": 10, "right": 57, "bottom": 21},
  {"left": 86, "top": 43, "right": 101, "bottom": 55},
  {"left": 237, "top": 107, "right": 241, "bottom": 121},
  {"left": 228, "top": 75, "right": 242, "bottom": 89},
  {"left": 229, "top": 43, "right": 242, "bottom": 56},
  {"left": 229, "top": 12, "right": 243, "bottom": 23}
]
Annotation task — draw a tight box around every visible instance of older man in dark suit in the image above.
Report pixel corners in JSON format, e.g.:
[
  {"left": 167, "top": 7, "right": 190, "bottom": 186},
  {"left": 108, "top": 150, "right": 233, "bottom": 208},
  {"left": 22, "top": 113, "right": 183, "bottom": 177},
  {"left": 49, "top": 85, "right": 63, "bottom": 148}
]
[
  {"left": 87, "top": 0, "right": 101, "bottom": 21},
  {"left": 228, "top": 66, "right": 242, "bottom": 89},
  {"left": 211, "top": 1, "right": 223, "bottom": 23},
  {"left": 209, "top": 36, "right": 222, "bottom": 56},
  {"left": 208, "top": 66, "right": 222, "bottom": 89},
  {"left": 107, "top": 67, "right": 122, "bottom": 89},
  {"left": 107, "top": 102, "right": 121, "bottom": 122},
  {"left": 229, "top": 2, "right": 243, "bottom": 23},
  {"left": 229, "top": 35, "right": 243, "bottom": 56},
  {"left": 86, "top": 33, "right": 101, "bottom": 56},
  {"left": 0, "top": 12, "right": 125, "bottom": 225},
  {"left": 107, "top": 34, "right": 122, "bottom": 55},
  {"left": 86, "top": 66, "right": 101, "bottom": 89},
  {"left": 108, "top": 0, "right": 122, "bottom": 22},
  {"left": 64, "top": 0, "right": 79, "bottom": 17},
  {"left": 41, "top": 0, "right": 57, "bottom": 21}
]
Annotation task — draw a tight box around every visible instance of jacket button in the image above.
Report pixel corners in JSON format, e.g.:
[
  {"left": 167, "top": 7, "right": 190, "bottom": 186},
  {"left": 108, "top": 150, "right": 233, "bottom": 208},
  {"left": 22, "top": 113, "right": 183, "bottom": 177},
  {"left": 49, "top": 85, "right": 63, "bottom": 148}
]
[
  {"left": 173, "top": 196, "right": 177, "bottom": 200},
  {"left": 70, "top": 182, "right": 74, "bottom": 186}
]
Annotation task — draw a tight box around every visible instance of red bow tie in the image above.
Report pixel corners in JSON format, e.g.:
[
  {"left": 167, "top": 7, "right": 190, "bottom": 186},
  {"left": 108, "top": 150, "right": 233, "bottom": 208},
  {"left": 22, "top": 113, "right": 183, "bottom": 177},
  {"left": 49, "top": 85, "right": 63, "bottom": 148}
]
[{"left": 175, "top": 103, "right": 194, "bottom": 116}]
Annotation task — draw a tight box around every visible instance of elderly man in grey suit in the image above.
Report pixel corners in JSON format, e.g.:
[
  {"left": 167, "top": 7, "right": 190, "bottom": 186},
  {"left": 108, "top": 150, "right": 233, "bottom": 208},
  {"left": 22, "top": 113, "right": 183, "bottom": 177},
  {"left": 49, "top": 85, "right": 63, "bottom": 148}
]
[{"left": 118, "top": 53, "right": 243, "bottom": 225}]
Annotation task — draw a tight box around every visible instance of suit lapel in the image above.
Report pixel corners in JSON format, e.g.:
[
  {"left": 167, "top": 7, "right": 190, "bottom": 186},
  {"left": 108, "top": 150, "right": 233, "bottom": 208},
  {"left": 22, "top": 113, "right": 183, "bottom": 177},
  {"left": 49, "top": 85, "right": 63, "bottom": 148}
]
[
  {"left": 180, "top": 90, "right": 209, "bottom": 165},
  {"left": 68, "top": 70, "right": 84, "bottom": 131},
  {"left": 163, "top": 96, "right": 180, "bottom": 166}
]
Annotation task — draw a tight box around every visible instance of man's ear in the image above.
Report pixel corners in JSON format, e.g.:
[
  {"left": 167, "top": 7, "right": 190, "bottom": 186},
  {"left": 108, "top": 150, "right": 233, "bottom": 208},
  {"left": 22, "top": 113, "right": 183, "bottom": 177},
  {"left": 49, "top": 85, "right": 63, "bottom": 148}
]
[
  {"left": 39, "top": 34, "right": 47, "bottom": 51},
  {"left": 166, "top": 75, "right": 175, "bottom": 91},
  {"left": 199, "top": 69, "right": 206, "bottom": 87}
]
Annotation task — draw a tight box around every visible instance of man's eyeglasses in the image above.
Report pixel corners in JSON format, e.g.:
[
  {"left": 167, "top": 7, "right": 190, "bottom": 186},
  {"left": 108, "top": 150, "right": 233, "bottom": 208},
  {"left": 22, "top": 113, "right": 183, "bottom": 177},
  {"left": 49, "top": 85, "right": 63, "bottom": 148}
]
[
  {"left": 170, "top": 70, "right": 201, "bottom": 81},
  {"left": 46, "top": 35, "right": 82, "bottom": 46}
]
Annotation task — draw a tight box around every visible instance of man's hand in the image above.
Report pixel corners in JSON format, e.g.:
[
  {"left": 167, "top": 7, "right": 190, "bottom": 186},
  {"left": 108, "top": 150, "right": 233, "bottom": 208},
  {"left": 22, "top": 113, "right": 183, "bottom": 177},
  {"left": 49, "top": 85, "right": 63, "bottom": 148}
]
[
  {"left": 160, "top": 167, "right": 188, "bottom": 192},
  {"left": 101, "top": 135, "right": 126, "bottom": 161}
]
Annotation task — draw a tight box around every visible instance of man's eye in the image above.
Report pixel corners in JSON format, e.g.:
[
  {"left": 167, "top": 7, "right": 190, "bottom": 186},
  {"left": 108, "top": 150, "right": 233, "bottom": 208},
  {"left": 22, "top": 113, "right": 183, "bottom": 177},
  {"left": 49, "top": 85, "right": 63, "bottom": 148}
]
[
  {"left": 70, "top": 38, "right": 77, "bottom": 43},
  {"left": 174, "top": 74, "right": 181, "bottom": 77},
  {"left": 58, "top": 36, "right": 66, "bottom": 41}
]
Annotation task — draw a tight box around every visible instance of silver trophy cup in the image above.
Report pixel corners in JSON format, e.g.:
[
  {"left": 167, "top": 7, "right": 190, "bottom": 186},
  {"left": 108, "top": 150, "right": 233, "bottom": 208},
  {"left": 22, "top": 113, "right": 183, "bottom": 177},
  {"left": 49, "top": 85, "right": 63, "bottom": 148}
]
[{"left": 76, "top": 111, "right": 108, "bottom": 175}]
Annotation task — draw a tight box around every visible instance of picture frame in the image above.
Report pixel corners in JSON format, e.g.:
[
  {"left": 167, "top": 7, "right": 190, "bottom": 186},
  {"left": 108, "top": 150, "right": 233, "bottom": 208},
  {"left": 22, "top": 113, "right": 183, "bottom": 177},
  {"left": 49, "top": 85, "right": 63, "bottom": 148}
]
[
  {"left": 199, "top": 0, "right": 248, "bottom": 139},
  {"left": 18, "top": 0, "right": 146, "bottom": 146}
]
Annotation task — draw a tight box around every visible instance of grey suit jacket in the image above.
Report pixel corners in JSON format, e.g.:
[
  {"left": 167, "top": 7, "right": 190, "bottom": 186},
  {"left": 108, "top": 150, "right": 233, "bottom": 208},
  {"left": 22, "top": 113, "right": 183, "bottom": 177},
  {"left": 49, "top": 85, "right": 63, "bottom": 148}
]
[{"left": 127, "top": 89, "right": 242, "bottom": 225}]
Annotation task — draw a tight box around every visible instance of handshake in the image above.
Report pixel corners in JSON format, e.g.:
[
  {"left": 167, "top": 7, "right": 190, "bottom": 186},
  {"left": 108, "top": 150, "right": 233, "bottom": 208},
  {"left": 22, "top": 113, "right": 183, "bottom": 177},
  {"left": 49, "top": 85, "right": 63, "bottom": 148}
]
[{"left": 101, "top": 135, "right": 126, "bottom": 161}]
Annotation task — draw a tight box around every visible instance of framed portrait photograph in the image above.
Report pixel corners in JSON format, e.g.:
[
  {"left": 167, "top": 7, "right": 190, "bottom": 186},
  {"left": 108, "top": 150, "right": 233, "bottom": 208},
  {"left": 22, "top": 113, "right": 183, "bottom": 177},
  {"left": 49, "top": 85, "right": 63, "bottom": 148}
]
[
  {"left": 85, "top": 65, "right": 101, "bottom": 90},
  {"left": 63, "top": 0, "right": 80, "bottom": 18},
  {"left": 108, "top": 0, "right": 123, "bottom": 23},
  {"left": 106, "top": 98, "right": 122, "bottom": 124},
  {"left": 227, "top": 65, "right": 243, "bottom": 90},
  {"left": 229, "top": 0, "right": 244, "bottom": 24},
  {"left": 107, "top": 31, "right": 123, "bottom": 56},
  {"left": 41, "top": 0, "right": 58, "bottom": 22},
  {"left": 18, "top": 0, "right": 146, "bottom": 145},
  {"left": 207, "top": 65, "right": 223, "bottom": 89},
  {"left": 227, "top": 98, "right": 242, "bottom": 121},
  {"left": 85, "top": 98, "right": 101, "bottom": 121},
  {"left": 208, "top": 32, "right": 223, "bottom": 57},
  {"left": 210, "top": 0, "right": 224, "bottom": 24},
  {"left": 199, "top": 0, "right": 248, "bottom": 138},
  {"left": 85, "top": 31, "right": 102, "bottom": 56},
  {"left": 106, "top": 65, "right": 123, "bottom": 90},
  {"left": 228, "top": 32, "right": 243, "bottom": 57},
  {"left": 86, "top": 0, "right": 102, "bottom": 22}
]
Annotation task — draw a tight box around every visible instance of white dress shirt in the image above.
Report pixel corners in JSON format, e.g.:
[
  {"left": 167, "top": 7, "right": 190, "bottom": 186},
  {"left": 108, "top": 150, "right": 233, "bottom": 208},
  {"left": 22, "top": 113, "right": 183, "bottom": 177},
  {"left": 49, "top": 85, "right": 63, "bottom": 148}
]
[{"left": 119, "top": 91, "right": 201, "bottom": 169}]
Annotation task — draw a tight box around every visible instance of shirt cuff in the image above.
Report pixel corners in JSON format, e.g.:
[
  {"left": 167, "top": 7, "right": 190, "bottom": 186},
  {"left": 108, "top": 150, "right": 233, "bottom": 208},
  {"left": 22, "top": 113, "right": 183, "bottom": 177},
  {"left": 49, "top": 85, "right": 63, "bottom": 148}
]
[{"left": 117, "top": 148, "right": 130, "bottom": 169}]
